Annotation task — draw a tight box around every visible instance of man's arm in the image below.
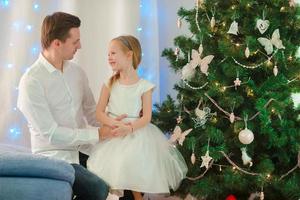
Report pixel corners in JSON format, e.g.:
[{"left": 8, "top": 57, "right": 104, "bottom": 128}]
[
  {"left": 17, "top": 76, "right": 99, "bottom": 147},
  {"left": 81, "top": 71, "right": 100, "bottom": 127}
]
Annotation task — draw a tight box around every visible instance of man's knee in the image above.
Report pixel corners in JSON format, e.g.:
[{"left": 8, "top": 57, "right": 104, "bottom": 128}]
[{"left": 90, "top": 177, "right": 109, "bottom": 200}]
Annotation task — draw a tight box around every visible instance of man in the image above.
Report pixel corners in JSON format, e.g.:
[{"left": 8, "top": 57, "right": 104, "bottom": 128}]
[{"left": 17, "top": 12, "right": 121, "bottom": 200}]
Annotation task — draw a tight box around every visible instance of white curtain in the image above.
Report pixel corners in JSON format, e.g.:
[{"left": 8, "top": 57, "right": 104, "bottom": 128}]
[{"left": 0, "top": 0, "right": 161, "bottom": 150}]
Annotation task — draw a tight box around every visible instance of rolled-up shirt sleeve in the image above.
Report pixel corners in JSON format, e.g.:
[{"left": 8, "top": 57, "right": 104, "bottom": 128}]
[{"left": 17, "top": 76, "right": 99, "bottom": 147}]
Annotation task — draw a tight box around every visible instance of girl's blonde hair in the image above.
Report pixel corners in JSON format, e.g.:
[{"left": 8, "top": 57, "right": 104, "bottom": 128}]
[{"left": 108, "top": 35, "right": 142, "bottom": 88}]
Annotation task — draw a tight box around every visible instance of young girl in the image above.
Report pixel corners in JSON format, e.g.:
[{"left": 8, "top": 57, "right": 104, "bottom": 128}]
[{"left": 87, "top": 35, "right": 187, "bottom": 200}]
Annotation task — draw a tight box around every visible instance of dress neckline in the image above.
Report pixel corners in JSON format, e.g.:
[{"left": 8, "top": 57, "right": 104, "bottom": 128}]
[{"left": 117, "top": 79, "right": 142, "bottom": 87}]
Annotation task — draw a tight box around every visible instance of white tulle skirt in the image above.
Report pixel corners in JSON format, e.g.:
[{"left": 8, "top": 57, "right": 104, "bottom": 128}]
[{"left": 87, "top": 123, "right": 187, "bottom": 194}]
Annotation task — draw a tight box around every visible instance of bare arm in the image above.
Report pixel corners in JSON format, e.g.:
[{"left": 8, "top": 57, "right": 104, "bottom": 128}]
[
  {"left": 131, "top": 89, "right": 152, "bottom": 130},
  {"left": 96, "top": 85, "right": 126, "bottom": 127}
]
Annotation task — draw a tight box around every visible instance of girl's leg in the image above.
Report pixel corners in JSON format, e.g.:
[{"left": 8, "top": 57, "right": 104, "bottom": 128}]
[{"left": 132, "top": 191, "right": 143, "bottom": 200}]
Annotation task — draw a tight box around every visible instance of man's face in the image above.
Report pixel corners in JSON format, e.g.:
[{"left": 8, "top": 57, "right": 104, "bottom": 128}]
[{"left": 59, "top": 27, "right": 81, "bottom": 60}]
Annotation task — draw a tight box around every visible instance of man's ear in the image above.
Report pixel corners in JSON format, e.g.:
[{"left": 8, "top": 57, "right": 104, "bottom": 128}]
[{"left": 52, "top": 39, "right": 61, "bottom": 48}]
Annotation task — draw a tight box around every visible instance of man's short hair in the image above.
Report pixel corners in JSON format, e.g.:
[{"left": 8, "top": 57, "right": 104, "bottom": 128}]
[{"left": 41, "top": 12, "right": 81, "bottom": 49}]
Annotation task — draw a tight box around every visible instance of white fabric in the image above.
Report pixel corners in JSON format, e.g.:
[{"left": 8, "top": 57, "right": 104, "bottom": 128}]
[
  {"left": 87, "top": 79, "right": 187, "bottom": 193},
  {"left": 17, "top": 54, "right": 99, "bottom": 164}
]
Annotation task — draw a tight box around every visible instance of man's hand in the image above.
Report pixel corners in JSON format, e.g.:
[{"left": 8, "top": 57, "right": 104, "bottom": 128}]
[{"left": 98, "top": 125, "right": 114, "bottom": 140}]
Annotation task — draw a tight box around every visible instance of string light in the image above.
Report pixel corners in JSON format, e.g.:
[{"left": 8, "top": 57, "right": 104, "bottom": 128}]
[
  {"left": 1, "top": 0, "right": 9, "bottom": 7},
  {"left": 271, "top": 108, "right": 275, "bottom": 113},
  {"left": 7, "top": 63, "right": 13, "bottom": 68},
  {"left": 26, "top": 25, "right": 32, "bottom": 31},
  {"left": 280, "top": 6, "right": 286, "bottom": 12},
  {"left": 136, "top": 27, "right": 142, "bottom": 32},
  {"left": 33, "top": 3, "right": 39, "bottom": 10},
  {"left": 266, "top": 58, "right": 273, "bottom": 66},
  {"left": 221, "top": 86, "right": 226, "bottom": 92},
  {"left": 211, "top": 117, "right": 217, "bottom": 124}
]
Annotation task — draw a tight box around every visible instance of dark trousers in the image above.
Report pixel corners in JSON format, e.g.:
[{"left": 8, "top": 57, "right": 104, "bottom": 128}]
[
  {"left": 79, "top": 152, "right": 134, "bottom": 200},
  {"left": 71, "top": 163, "right": 108, "bottom": 200}
]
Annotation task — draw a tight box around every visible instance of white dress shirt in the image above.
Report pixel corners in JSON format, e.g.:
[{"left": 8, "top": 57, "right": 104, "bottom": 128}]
[{"left": 17, "top": 53, "right": 99, "bottom": 163}]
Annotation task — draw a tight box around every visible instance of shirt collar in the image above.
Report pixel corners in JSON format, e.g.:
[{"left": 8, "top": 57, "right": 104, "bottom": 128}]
[
  {"left": 38, "top": 53, "right": 69, "bottom": 74},
  {"left": 38, "top": 53, "right": 58, "bottom": 74}
]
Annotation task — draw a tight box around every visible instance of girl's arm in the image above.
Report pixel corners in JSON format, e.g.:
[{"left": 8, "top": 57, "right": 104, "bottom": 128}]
[
  {"left": 96, "top": 85, "right": 126, "bottom": 127},
  {"left": 112, "top": 89, "right": 153, "bottom": 136},
  {"left": 130, "top": 89, "right": 152, "bottom": 130}
]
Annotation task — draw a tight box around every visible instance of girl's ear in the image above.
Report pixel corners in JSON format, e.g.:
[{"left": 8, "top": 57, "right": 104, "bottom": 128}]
[{"left": 127, "top": 51, "right": 133, "bottom": 59}]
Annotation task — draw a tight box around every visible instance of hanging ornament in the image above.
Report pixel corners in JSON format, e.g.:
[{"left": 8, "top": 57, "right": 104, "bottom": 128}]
[
  {"left": 200, "top": 150, "right": 212, "bottom": 169},
  {"left": 225, "top": 195, "right": 237, "bottom": 200},
  {"left": 273, "top": 65, "right": 278, "bottom": 76},
  {"left": 177, "top": 18, "right": 182, "bottom": 28},
  {"left": 174, "top": 47, "right": 180, "bottom": 56},
  {"left": 192, "top": 99, "right": 216, "bottom": 128},
  {"left": 256, "top": 11, "right": 269, "bottom": 34},
  {"left": 229, "top": 102, "right": 236, "bottom": 123},
  {"left": 191, "top": 152, "right": 196, "bottom": 164},
  {"left": 229, "top": 112, "right": 235, "bottom": 123},
  {"left": 210, "top": 16, "right": 215, "bottom": 29},
  {"left": 260, "top": 191, "right": 264, "bottom": 200},
  {"left": 239, "top": 116, "right": 254, "bottom": 144},
  {"left": 175, "top": 47, "right": 180, "bottom": 61},
  {"left": 227, "top": 20, "right": 238, "bottom": 35},
  {"left": 241, "top": 147, "right": 253, "bottom": 167},
  {"left": 234, "top": 77, "right": 241, "bottom": 90},
  {"left": 189, "top": 44, "right": 214, "bottom": 76},
  {"left": 289, "top": 0, "right": 296, "bottom": 7},
  {"left": 207, "top": 8, "right": 216, "bottom": 30},
  {"left": 239, "top": 128, "right": 254, "bottom": 144},
  {"left": 176, "top": 115, "right": 183, "bottom": 124},
  {"left": 169, "top": 126, "right": 193, "bottom": 146},
  {"left": 256, "top": 19, "right": 270, "bottom": 34},
  {"left": 245, "top": 46, "right": 250, "bottom": 58},
  {"left": 257, "top": 29, "right": 285, "bottom": 55},
  {"left": 181, "top": 63, "right": 196, "bottom": 80}
]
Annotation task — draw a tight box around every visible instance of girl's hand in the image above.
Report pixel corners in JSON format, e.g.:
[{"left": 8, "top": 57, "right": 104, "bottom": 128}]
[
  {"left": 111, "top": 114, "right": 127, "bottom": 128},
  {"left": 112, "top": 123, "right": 132, "bottom": 137},
  {"left": 112, "top": 120, "right": 126, "bottom": 128}
]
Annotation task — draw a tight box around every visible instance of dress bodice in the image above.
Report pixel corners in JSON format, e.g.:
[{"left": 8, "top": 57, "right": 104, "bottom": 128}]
[{"left": 106, "top": 79, "right": 155, "bottom": 118}]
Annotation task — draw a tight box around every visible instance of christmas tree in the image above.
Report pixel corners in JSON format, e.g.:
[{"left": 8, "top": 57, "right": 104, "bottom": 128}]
[{"left": 153, "top": 0, "right": 300, "bottom": 199}]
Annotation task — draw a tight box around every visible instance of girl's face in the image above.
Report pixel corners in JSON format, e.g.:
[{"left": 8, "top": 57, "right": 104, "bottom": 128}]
[{"left": 108, "top": 40, "right": 132, "bottom": 72}]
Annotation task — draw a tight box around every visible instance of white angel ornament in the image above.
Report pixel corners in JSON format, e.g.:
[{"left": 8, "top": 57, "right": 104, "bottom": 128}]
[
  {"left": 257, "top": 29, "right": 285, "bottom": 55},
  {"left": 169, "top": 126, "right": 193, "bottom": 146},
  {"left": 189, "top": 44, "right": 214, "bottom": 76}
]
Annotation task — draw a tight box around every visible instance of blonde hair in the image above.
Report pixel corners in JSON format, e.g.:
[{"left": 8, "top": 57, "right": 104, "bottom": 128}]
[{"left": 108, "top": 35, "right": 142, "bottom": 88}]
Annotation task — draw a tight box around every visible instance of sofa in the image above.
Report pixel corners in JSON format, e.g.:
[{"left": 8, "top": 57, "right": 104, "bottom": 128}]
[{"left": 0, "top": 151, "right": 75, "bottom": 200}]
